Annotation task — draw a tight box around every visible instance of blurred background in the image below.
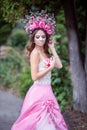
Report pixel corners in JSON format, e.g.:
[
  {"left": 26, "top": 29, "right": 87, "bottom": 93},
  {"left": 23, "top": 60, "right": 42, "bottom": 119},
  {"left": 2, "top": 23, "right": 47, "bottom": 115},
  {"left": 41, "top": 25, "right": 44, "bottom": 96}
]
[{"left": 0, "top": 0, "right": 87, "bottom": 130}]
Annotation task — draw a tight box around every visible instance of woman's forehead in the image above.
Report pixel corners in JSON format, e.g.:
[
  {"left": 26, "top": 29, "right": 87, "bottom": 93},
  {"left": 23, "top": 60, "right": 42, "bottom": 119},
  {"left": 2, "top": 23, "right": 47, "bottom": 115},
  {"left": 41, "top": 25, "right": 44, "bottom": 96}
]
[{"left": 35, "top": 30, "right": 45, "bottom": 35}]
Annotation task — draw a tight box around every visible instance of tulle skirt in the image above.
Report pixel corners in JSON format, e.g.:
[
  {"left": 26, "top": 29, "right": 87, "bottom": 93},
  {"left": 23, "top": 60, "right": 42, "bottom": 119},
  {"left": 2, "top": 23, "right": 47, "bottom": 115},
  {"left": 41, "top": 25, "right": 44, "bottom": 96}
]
[{"left": 11, "top": 83, "right": 68, "bottom": 130}]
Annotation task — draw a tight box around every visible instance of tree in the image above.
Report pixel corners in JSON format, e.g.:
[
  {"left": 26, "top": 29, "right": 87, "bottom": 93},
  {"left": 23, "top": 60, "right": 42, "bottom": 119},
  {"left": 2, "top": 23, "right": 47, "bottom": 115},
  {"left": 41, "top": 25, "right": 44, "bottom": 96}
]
[
  {"left": 62, "top": 0, "right": 87, "bottom": 113},
  {"left": 85, "top": 2, "right": 87, "bottom": 83}
]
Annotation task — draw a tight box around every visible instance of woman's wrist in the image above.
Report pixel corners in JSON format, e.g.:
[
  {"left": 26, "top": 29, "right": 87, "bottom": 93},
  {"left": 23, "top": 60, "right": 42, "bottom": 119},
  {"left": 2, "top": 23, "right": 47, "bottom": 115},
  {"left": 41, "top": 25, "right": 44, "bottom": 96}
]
[{"left": 51, "top": 48, "right": 57, "bottom": 55}]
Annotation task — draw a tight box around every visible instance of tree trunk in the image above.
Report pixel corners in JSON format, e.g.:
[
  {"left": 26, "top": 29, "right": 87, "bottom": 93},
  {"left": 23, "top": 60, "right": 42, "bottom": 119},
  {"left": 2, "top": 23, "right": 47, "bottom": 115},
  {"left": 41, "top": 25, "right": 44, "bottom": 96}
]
[
  {"left": 62, "top": 0, "right": 87, "bottom": 113},
  {"left": 85, "top": 7, "right": 87, "bottom": 81}
]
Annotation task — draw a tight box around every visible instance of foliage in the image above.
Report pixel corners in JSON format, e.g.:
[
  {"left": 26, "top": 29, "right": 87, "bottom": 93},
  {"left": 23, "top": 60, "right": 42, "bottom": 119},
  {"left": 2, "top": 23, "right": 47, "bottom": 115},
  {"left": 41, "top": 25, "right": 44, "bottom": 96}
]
[
  {"left": 0, "top": 23, "right": 12, "bottom": 45},
  {"left": 7, "top": 28, "right": 29, "bottom": 50},
  {"left": 75, "top": 1, "right": 86, "bottom": 59},
  {"left": 0, "top": 0, "right": 62, "bottom": 26},
  {"left": 0, "top": 47, "right": 21, "bottom": 87},
  {"left": 0, "top": 46, "right": 28, "bottom": 89},
  {"left": 0, "top": 46, "right": 33, "bottom": 97},
  {"left": 19, "top": 69, "right": 33, "bottom": 97},
  {"left": 0, "top": 0, "right": 24, "bottom": 26},
  {"left": 52, "top": 61, "right": 72, "bottom": 110},
  {"left": 0, "top": 0, "right": 62, "bottom": 46},
  {"left": 51, "top": 41, "right": 72, "bottom": 110}
]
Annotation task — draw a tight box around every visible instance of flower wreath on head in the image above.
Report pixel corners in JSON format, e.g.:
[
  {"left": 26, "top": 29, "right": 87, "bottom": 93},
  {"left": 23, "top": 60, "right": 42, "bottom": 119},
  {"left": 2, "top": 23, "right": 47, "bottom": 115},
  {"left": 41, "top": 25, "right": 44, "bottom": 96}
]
[{"left": 23, "top": 10, "right": 56, "bottom": 36}]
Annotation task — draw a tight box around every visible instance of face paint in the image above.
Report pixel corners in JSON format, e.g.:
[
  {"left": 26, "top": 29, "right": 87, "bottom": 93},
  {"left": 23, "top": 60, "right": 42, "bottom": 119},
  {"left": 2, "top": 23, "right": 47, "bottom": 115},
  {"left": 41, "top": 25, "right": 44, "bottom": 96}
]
[{"left": 34, "top": 30, "right": 46, "bottom": 46}]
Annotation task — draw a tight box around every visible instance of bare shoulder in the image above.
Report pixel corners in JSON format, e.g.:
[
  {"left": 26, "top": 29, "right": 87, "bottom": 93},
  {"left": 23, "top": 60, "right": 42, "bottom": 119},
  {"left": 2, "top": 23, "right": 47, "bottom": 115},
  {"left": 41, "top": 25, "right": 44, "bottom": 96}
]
[{"left": 30, "top": 48, "right": 40, "bottom": 63}]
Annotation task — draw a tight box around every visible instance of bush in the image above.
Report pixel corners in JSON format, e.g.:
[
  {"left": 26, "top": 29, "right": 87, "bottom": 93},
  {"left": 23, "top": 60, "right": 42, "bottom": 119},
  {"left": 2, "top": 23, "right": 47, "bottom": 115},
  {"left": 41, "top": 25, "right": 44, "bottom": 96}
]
[
  {"left": 0, "top": 46, "right": 33, "bottom": 97},
  {"left": 51, "top": 62, "right": 72, "bottom": 111},
  {"left": 0, "top": 23, "right": 12, "bottom": 45},
  {"left": 0, "top": 46, "right": 21, "bottom": 87},
  {"left": 7, "top": 28, "right": 29, "bottom": 50},
  {"left": 51, "top": 35, "right": 72, "bottom": 110},
  {"left": 19, "top": 69, "right": 33, "bottom": 97}
]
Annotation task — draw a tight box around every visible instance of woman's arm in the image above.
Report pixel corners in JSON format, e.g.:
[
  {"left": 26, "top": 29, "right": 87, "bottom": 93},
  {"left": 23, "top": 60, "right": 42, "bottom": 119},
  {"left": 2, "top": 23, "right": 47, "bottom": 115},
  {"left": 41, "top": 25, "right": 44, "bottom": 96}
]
[
  {"left": 48, "top": 39, "right": 62, "bottom": 69},
  {"left": 50, "top": 48, "right": 62, "bottom": 68},
  {"left": 30, "top": 49, "right": 55, "bottom": 81}
]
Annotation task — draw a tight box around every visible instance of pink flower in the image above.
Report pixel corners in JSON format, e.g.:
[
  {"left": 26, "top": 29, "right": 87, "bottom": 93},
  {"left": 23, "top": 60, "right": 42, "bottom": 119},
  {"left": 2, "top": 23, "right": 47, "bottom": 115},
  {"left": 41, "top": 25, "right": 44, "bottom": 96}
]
[
  {"left": 29, "top": 25, "right": 35, "bottom": 30},
  {"left": 24, "top": 11, "right": 56, "bottom": 36},
  {"left": 34, "top": 21, "right": 39, "bottom": 28},
  {"left": 47, "top": 29, "right": 53, "bottom": 35},
  {"left": 44, "top": 24, "right": 51, "bottom": 30},
  {"left": 44, "top": 58, "right": 50, "bottom": 67},
  {"left": 39, "top": 20, "right": 45, "bottom": 28},
  {"left": 29, "top": 22, "right": 39, "bottom": 30}
]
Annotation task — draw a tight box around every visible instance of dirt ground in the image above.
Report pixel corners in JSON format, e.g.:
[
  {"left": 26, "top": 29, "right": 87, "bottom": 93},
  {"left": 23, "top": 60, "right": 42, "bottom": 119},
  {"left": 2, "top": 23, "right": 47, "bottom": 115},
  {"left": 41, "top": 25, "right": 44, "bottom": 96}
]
[{"left": 63, "top": 109, "right": 87, "bottom": 130}]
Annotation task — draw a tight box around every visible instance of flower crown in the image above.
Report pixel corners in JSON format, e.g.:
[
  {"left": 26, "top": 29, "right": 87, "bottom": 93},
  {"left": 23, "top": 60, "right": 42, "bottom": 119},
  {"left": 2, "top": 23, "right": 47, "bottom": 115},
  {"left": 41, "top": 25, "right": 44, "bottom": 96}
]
[{"left": 24, "top": 10, "right": 56, "bottom": 36}]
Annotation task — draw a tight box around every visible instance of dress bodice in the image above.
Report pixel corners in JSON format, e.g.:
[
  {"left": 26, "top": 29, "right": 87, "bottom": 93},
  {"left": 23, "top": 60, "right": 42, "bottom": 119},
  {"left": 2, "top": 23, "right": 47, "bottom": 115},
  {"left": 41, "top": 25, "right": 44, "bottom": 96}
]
[{"left": 34, "top": 59, "right": 51, "bottom": 85}]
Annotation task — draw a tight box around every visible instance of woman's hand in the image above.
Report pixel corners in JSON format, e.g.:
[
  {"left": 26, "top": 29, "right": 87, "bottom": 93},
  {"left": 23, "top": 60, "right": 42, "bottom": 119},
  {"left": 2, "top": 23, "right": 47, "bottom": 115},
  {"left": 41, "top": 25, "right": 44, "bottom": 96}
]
[
  {"left": 48, "top": 37, "right": 55, "bottom": 51},
  {"left": 48, "top": 38, "right": 63, "bottom": 69},
  {"left": 44, "top": 57, "right": 55, "bottom": 69}
]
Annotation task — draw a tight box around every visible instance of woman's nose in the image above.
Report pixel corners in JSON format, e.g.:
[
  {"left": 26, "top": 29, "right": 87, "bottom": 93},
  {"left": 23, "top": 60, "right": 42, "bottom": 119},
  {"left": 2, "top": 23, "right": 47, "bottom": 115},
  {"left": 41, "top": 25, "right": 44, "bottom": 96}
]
[{"left": 39, "top": 36, "right": 43, "bottom": 40}]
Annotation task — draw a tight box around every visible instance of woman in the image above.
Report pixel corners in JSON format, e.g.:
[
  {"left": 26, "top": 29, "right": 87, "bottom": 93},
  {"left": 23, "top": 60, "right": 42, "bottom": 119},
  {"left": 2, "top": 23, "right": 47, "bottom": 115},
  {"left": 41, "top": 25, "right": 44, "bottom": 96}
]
[{"left": 11, "top": 11, "right": 68, "bottom": 130}]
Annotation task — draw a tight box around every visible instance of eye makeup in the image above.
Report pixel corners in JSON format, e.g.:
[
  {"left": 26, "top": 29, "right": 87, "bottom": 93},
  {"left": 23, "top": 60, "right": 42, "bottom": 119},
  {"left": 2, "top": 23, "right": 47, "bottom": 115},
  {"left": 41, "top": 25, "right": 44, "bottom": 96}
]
[{"left": 35, "top": 35, "right": 46, "bottom": 39}]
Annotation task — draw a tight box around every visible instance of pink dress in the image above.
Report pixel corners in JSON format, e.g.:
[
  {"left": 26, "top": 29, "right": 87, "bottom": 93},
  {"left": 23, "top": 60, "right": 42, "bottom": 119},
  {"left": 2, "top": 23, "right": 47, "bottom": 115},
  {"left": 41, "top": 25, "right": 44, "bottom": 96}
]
[{"left": 11, "top": 59, "right": 68, "bottom": 130}]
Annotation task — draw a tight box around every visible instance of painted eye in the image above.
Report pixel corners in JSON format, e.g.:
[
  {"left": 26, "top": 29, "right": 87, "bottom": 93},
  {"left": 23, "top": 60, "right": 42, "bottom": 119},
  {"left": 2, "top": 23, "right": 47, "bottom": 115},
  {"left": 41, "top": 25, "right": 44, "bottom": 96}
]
[
  {"left": 35, "top": 35, "right": 46, "bottom": 39},
  {"left": 42, "top": 35, "right": 46, "bottom": 39},
  {"left": 35, "top": 36, "right": 40, "bottom": 39}
]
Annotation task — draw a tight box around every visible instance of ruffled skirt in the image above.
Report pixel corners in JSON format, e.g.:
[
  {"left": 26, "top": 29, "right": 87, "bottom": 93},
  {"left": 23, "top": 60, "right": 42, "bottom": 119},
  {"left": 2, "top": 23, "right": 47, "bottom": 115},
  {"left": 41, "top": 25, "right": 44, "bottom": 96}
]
[{"left": 11, "top": 83, "right": 68, "bottom": 130}]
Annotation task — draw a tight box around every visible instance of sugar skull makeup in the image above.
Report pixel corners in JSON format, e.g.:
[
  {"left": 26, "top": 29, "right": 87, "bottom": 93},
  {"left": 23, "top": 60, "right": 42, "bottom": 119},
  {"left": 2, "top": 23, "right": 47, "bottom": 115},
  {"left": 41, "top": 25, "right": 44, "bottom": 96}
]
[{"left": 34, "top": 30, "right": 46, "bottom": 46}]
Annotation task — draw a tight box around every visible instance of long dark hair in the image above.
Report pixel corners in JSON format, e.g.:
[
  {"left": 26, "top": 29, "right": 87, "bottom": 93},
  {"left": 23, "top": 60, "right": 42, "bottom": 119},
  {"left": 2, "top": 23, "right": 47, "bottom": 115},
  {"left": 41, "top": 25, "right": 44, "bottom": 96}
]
[{"left": 26, "top": 28, "right": 50, "bottom": 59}]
